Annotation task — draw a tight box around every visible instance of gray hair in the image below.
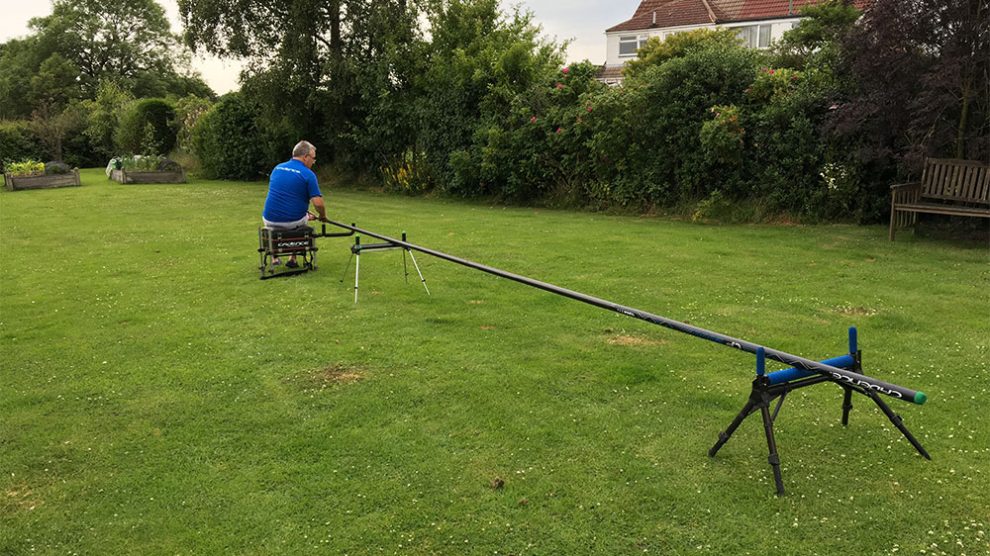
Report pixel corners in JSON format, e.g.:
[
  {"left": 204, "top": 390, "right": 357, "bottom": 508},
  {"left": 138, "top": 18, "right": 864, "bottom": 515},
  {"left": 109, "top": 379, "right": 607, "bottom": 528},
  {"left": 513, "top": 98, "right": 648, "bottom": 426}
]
[{"left": 292, "top": 140, "right": 315, "bottom": 158}]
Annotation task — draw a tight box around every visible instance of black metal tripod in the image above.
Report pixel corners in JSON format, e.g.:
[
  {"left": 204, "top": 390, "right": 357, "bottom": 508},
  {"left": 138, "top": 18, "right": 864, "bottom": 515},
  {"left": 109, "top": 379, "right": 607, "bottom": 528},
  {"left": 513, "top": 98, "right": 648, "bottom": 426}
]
[{"left": 708, "top": 332, "right": 930, "bottom": 496}]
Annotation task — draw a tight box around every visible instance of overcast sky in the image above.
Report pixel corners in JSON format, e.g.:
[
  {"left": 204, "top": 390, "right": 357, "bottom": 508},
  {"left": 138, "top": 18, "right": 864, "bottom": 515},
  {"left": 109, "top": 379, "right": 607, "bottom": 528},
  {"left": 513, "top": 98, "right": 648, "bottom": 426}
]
[{"left": 0, "top": 0, "right": 640, "bottom": 95}]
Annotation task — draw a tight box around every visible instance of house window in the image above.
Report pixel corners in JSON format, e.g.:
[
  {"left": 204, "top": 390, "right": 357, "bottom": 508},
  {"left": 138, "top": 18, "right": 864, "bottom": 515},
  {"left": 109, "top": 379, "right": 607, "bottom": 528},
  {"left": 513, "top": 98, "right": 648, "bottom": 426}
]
[
  {"left": 735, "top": 24, "right": 773, "bottom": 48},
  {"left": 758, "top": 24, "right": 772, "bottom": 48},
  {"left": 619, "top": 35, "right": 649, "bottom": 57},
  {"left": 735, "top": 26, "right": 755, "bottom": 47}
]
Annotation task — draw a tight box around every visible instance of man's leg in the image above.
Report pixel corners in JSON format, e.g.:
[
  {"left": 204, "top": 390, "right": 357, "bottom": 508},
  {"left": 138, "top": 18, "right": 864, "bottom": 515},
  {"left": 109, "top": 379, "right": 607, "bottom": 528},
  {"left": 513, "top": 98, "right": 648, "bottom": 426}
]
[{"left": 262, "top": 215, "right": 309, "bottom": 266}]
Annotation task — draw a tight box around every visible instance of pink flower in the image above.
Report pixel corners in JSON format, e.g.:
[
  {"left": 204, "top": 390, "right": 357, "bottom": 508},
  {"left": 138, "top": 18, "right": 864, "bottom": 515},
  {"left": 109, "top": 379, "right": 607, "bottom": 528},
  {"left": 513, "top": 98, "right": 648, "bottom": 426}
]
[
  {"left": 586, "top": 105, "right": 593, "bottom": 113},
  {"left": 556, "top": 82, "right": 565, "bottom": 90},
  {"left": 562, "top": 67, "right": 570, "bottom": 74},
  {"left": 556, "top": 127, "right": 563, "bottom": 134},
  {"left": 768, "top": 69, "right": 775, "bottom": 75},
  {"left": 530, "top": 116, "right": 537, "bottom": 124}
]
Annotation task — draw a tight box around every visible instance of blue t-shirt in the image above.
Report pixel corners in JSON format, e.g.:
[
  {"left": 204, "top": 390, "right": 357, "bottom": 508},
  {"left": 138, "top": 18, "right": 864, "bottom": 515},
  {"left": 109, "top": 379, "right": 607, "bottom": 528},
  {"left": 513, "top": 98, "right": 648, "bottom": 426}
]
[{"left": 262, "top": 159, "right": 322, "bottom": 222}]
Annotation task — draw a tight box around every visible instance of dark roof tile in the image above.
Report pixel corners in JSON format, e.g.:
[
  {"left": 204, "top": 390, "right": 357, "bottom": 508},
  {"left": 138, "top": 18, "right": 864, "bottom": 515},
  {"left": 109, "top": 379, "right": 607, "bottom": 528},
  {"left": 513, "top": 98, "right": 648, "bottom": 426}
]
[
  {"left": 607, "top": 0, "right": 870, "bottom": 31},
  {"left": 607, "top": 0, "right": 715, "bottom": 32}
]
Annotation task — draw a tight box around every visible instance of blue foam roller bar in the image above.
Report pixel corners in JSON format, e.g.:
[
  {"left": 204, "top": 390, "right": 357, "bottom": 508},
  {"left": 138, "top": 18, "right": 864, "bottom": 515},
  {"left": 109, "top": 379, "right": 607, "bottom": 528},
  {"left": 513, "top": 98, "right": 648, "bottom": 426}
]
[{"left": 766, "top": 354, "right": 856, "bottom": 385}]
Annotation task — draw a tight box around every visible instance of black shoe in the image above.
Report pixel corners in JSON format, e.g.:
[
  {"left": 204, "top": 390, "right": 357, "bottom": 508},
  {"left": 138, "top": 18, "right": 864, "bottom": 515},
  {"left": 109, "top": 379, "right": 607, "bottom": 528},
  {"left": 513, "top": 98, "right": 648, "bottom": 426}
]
[{"left": 286, "top": 259, "right": 300, "bottom": 269}]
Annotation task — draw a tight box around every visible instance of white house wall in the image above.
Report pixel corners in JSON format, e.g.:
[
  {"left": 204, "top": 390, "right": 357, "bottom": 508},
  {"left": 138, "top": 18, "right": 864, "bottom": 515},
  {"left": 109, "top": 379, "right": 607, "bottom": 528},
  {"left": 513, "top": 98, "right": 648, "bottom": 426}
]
[{"left": 604, "top": 17, "right": 802, "bottom": 68}]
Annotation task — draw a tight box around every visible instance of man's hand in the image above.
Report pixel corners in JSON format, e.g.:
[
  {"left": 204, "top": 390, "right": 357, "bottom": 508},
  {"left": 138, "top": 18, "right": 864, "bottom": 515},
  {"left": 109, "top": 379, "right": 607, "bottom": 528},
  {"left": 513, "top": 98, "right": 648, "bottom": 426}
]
[{"left": 311, "top": 196, "right": 328, "bottom": 222}]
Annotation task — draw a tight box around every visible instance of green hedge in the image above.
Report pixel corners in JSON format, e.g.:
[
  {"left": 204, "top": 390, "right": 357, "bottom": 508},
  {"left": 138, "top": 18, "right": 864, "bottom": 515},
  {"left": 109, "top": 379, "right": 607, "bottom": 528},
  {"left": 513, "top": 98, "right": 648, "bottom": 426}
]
[
  {"left": 192, "top": 93, "right": 269, "bottom": 180},
  {"left": 0, "top": 121, "right": 43, "bottom": 173},
  {"left": 116, "top": 98, "right": 178, "bottom": 155}
]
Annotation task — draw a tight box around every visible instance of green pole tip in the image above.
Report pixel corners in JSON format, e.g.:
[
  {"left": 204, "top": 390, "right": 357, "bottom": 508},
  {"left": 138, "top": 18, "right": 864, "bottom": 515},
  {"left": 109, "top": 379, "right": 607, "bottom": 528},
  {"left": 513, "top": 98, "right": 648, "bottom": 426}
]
[{"left": 914, "top": 391, "right": 927, "bottom": 405}]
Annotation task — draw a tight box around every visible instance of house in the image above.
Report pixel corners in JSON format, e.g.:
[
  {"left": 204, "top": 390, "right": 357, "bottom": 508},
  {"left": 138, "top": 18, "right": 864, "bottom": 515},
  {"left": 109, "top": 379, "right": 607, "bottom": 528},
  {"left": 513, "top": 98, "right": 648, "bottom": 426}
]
[{"left": 599, "top": 0, "right": 863, "bottom": 84}]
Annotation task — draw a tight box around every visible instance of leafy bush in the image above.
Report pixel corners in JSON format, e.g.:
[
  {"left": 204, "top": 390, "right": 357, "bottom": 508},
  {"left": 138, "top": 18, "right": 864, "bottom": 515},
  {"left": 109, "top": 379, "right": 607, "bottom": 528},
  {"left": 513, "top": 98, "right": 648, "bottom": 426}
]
[
  {"left": 381, "top": 153, "right": 433, "bottom": 194},
  {"left": 700, "top": 104, "right": 745, "bottom": 165},
  {"left": 57, "top": 103, "right": 102, "bottom": 168},
  {"left": 0, "top": 121, "right": 43, "bottom": 173},
  {"left": 44, "top": 160, "right": 71, "bottom": 174},
  {"left": 416, "top": 0, "right": 566, "bottom": 195},
  {"left": 116, "top": 98, "right": 178, "bottom": 155},
  {"left": 740, "top": 66, "right": 838, "bottom": 217},
  {"left": 174, "top": 95, "right": 213, "bottom": 153},
  {"left": 116, "top": 155, "right": 166, "bottom": 171},
  {"left": 5, "top": 160, "right": 45, "bottom": 177},
  {"left": 84, "top": 80, "right": 134, "bottom": 161},
  {"left": 625, "top": 28, "right": 742, "bottom": 79},
  {"left": 589, "top": 40, "right": 761, "bottom": 208},
  {"left": 192, "top": 92, "right": 268, "bottom": 180},
  {"left": 475, "top": 62, "right": 604, "bottom": 202}
]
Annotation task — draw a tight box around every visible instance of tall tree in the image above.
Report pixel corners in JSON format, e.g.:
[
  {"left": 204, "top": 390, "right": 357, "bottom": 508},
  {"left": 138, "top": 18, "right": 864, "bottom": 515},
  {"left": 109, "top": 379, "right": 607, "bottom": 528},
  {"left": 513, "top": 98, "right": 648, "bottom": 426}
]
[
  {"left": 28, "top": 54, "right": 85, "bottom": 161},
  {"left": 831, "top": 0, "right": 990, "bottom": 171},
  {"left": 179, "top": 0, "right": 427, "bottom": 169},
  {"left": 771, "top": 0, "right": 861, "bottom": 70},
  {"left": 0, "top": 37, "right": 54, "bottom": 119},
  {"left": 415, "top": 0, "right": 564, "bottom": 193},
  {"left": 20, "top": 0, "right": 214, "bottom": 102},
  {"left": 30, "top": 0, "right": 175, "bottom": 94}
]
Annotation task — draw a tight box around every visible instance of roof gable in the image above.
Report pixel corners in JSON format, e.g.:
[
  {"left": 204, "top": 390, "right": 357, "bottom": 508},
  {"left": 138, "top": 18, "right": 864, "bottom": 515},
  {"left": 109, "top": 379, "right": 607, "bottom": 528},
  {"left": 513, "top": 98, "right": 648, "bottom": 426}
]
[{"left": 607, "top": 0, "right": 715, "bottom": 32}]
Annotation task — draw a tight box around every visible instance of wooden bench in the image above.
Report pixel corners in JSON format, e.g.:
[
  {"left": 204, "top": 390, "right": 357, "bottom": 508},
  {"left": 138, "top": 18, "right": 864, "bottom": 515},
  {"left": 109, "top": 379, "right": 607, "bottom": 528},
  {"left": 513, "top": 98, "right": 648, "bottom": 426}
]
[{"left": 889, "top": 158, "right": 990, "bottom": 240}]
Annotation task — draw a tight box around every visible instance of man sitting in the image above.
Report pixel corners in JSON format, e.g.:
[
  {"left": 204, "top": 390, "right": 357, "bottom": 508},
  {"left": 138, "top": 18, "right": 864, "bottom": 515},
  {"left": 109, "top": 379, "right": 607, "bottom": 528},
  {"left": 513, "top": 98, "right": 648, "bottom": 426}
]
[{"left": 262, "top": 140, "right": 328, "bottom": 267}]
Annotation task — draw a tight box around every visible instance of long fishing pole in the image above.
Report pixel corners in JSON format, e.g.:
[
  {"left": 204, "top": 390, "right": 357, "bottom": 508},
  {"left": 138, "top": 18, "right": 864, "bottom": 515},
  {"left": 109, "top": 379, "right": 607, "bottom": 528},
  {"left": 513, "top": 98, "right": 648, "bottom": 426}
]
[{"left": 322, "top": 219, "right": 927, "bottom": 405}]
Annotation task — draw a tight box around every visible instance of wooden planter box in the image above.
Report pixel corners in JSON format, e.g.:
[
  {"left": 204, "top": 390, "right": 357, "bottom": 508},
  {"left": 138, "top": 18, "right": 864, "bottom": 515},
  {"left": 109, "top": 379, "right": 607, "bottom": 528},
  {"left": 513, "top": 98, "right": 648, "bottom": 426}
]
[
  {"left": 110, "top": 168, "right": 186, "bottom": 184},
  {"left": 3, "top": 169, "right": 81, "bottom": 191}
]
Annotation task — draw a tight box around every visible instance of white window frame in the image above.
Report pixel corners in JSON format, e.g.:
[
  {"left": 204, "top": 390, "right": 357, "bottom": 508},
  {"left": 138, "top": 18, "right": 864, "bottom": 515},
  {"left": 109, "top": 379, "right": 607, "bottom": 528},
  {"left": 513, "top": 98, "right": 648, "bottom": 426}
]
[
  {"left": 618, "top": 35, "right": 650, "bottom": 57},
  {"left": 734, "top": 24, "right": 773, "bottom": 49}
]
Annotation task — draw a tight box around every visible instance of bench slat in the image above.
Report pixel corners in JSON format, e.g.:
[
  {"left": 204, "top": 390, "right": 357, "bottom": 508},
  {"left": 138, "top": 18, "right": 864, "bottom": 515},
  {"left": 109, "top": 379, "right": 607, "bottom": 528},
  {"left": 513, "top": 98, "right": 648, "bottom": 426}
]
[
  {"left": 959, "top": 167, "right": 972, "bottom": 198},
  {"left": 967, "top": 166, "right": 980, "bottom": 198},
  {"left": 941, "top": 163, "right": 953, "bottom": 196},
  {"left": 974, "top": 169, "right": 990, "bottom": 202},
  {"left": 894, "top": 202, "right": 990, "bottom": 217},
  {"left": 924, "top": 163, "right": 941, "bottom": 197}
]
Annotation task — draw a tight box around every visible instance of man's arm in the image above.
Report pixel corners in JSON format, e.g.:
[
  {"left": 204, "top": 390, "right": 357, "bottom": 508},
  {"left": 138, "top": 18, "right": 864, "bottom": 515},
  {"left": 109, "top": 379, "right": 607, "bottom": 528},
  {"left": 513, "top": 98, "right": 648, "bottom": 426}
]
[{"left": 311, "top": 196, "right": 328, "bottom": 221}]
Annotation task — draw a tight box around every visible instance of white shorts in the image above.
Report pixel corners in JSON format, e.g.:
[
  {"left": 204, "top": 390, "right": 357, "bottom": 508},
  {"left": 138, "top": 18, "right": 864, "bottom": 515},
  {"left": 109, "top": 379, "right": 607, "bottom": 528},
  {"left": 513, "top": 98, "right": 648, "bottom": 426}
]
[{"left": 263, "top": 215, "right": 309, "bottom": 229}]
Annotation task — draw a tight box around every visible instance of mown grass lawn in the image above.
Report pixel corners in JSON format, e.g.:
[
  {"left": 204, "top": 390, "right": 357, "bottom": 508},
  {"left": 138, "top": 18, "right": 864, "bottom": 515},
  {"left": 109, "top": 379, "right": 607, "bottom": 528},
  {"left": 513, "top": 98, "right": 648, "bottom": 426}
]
[{"left": 2, "top": 168, "right": 988, "bottom": 555}]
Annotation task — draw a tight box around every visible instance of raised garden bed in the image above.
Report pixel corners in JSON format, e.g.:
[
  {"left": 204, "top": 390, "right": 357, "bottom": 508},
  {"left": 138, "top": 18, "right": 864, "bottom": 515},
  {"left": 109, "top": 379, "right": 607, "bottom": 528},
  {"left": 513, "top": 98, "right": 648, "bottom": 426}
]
[
  {"left": 110, "top": 168, "right": 186, "bottom": 184},
  {"left": 4, "top": 169, "right": 81, "bottom": 191}
]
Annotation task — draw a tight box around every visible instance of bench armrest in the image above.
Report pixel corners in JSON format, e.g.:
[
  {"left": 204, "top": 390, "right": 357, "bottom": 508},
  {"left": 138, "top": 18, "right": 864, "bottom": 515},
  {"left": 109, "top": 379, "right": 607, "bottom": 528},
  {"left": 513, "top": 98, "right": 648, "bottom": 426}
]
[{"left": 891, "top": 181, "right": 922, "bottom": 205}]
